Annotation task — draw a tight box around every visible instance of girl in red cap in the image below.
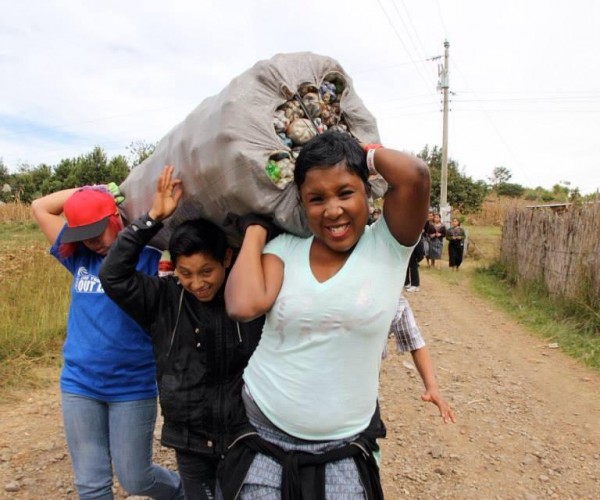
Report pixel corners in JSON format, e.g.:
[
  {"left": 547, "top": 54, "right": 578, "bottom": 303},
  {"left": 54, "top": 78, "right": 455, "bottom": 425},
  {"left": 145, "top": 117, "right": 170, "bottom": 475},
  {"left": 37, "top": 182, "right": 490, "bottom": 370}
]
[{"left": 31, "top": 187, "right": 183, "bottom": 500}]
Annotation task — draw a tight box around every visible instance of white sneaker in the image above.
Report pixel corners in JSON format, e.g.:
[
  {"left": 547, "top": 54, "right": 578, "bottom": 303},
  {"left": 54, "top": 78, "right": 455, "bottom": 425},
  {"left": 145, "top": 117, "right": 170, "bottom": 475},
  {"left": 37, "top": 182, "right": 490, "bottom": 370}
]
[{"left": 406, "top": 286, "right": 420, "bottom": 292}]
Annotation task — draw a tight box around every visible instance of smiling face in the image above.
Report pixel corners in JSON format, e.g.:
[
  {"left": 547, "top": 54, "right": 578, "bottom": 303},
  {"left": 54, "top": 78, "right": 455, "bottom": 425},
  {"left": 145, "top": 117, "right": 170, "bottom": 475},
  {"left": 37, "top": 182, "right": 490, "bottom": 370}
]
[
  {"left": 299, "top": 162, "right": 370, "bottom": 253},
  {"left": 175, "top": 250, "right": 232, "bottom": 302}
]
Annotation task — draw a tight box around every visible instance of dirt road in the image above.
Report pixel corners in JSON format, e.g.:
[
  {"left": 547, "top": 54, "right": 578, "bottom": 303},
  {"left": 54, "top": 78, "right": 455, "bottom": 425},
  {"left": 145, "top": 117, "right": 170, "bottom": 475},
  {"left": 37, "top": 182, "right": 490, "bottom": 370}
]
[{"left": 1, "top": 270, "right": 599, "bottom": 499}]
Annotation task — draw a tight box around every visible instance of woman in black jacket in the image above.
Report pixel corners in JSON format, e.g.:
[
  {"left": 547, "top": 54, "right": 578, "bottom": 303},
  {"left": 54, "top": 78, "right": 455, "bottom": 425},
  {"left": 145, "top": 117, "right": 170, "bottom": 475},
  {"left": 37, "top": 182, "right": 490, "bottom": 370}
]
[{"left": 99, "top": 166, "right": 264, "bottom": 500}]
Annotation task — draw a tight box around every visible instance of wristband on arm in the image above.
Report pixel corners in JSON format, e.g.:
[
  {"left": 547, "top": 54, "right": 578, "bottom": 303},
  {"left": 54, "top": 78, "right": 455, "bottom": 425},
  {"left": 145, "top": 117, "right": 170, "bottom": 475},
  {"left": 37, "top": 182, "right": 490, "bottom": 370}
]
[{"left": 362, "top": 143, "right": 384, "bottom": 176}]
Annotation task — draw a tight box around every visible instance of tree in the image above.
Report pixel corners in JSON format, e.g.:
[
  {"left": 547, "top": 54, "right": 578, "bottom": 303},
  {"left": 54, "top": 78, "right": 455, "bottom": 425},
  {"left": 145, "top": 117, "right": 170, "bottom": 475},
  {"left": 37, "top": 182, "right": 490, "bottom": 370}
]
[
  {"left": 568, "top": 187, "right": 581, "bottom": 203},
  {"left": 0, "top": 160, "right": 8, "bottom": 184},
  {"left": 497, "top": 182, "right": 525, "bottom": 198},
  {"left": 30, "top": 164, "right": 53, "bottom": 195},
  {"left": 0, "top": 160, "right": 11, "bottom": 202},
  {"left": 108, "top": 155, "right": 130, "bottom": 184},
  {"left": 417, "top": 145, "right": 488, "bottom": 213},
  {"left": 127, "top": 140, "right": 156, "bottom": 168},
  {"left": 552, "top": 181, "right": 571, "bottom": 202},
  {"left": 11, "top": 164, "right": 37, "bottom": 203},
  {"left": 74, "top": 146, "right": 111, "bottom": 186},
  {"left": 488, "top": 166, "right": 512, "bottom": 189}
]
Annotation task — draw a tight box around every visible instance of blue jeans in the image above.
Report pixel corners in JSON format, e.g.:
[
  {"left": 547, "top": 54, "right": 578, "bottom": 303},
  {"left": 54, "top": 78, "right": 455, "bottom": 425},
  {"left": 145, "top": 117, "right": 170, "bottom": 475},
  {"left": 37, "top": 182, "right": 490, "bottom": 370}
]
[{"left": 61, "top": 392, "right": 184, "bottom": 500}]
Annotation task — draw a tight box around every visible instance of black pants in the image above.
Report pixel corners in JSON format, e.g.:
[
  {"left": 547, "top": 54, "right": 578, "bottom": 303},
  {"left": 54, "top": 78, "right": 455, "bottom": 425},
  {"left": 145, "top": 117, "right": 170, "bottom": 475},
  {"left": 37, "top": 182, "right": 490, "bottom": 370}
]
[
  {"left": 404, "top": 254, "right": 420, "bottom": 287},
  {"left": 448, "top": 241, "right": 464, "bottom": 268},
  {"left": 175, "top": 449, "right": 218, "bottom": 500}
]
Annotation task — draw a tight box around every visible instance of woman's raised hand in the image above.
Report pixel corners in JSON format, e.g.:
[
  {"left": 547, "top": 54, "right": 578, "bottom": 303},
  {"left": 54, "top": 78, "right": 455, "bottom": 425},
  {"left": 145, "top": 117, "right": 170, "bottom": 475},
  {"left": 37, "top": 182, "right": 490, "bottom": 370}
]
[{"left": 148, "top": 165, "right": 183, "bottom": 222}]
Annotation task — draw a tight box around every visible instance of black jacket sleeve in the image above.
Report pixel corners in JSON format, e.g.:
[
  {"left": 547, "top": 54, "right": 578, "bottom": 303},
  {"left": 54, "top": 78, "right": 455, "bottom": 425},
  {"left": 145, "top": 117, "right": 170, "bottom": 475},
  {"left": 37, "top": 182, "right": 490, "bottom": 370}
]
[{"left": 99, "top": 214, "right": 164, "bottom": 332}]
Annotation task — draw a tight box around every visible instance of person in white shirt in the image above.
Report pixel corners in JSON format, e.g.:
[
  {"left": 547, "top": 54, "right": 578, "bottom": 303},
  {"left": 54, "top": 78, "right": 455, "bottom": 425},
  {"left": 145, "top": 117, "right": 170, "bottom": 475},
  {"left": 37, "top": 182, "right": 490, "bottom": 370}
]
[{"left": 221, "top": 131, "right": 453, "bottom": 499}]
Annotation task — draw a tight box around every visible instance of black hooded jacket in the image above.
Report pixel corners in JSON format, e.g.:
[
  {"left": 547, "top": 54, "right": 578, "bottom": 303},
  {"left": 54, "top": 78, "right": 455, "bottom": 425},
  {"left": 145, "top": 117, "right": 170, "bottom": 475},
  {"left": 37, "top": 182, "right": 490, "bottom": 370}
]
[{"left": 99, "top": 215, "right": 264, "bottom": 456}]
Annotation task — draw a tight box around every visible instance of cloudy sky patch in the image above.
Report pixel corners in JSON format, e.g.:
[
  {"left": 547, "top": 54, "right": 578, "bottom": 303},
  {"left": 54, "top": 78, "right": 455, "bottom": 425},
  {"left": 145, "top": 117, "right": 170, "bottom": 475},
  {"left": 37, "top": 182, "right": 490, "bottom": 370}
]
[{"left": 1, "top": 0, "right": 598, "bottom": 194}]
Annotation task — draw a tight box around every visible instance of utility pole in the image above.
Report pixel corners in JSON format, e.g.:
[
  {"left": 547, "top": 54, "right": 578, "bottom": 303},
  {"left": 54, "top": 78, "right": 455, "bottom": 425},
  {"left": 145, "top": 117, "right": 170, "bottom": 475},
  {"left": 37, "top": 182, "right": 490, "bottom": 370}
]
[{"left": 438, "top": 40, "right": 450, "bottom": 223}]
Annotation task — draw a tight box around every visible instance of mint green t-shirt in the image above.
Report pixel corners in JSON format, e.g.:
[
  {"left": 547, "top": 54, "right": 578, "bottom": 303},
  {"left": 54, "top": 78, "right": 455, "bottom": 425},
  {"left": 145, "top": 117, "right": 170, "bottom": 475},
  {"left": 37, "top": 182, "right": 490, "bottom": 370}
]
[{"left": 243, "top": 217, "right": 414, "bottom": 440}]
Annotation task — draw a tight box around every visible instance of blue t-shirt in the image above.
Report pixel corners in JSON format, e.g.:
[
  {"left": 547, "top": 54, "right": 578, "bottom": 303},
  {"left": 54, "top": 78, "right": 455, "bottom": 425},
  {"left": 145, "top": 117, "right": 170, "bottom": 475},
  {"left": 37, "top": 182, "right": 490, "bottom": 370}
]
[
  {"left": 244, "top": 217, "right": 414, "bottom": 440},
  {"left": 51, "top": 225, "right": 160, "bottom": 401}
]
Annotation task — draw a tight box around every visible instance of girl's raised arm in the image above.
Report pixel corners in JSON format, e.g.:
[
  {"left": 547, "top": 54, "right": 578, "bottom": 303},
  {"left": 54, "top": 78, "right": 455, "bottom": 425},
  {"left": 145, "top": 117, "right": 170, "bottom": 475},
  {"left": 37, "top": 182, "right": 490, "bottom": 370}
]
[
  {"left": 225, "top": 225, "right": 283, "bottom": 321},
  {"left": 31, "top": 188, "right": 79, "bottom": 244},
  {"left": 371, "top": 148, "right": 431, "bottom": 246}
]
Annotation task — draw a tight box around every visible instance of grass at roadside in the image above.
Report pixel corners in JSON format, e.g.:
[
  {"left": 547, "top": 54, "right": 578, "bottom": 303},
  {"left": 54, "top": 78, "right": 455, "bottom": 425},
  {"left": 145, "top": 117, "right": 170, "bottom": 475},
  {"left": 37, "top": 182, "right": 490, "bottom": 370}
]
[
  {"left": 443, "top": 225, "right": 600, "bottom": 371},
  {"left": 0, "top": 204, "right": 69, "bottom": 396},
  {"left": 471, "top": 266, "right": 600, "bottom": 370},
  {"left": 464, "top": 224, "right": 502, "bottom": 263}
]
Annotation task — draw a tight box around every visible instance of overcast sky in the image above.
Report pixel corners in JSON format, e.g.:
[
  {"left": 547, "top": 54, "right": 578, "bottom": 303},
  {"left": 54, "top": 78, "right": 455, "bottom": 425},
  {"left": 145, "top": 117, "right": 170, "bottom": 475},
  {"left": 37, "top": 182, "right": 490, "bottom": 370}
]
[{"left": 1, "top": 0, "right": 599, "bottom": 195}]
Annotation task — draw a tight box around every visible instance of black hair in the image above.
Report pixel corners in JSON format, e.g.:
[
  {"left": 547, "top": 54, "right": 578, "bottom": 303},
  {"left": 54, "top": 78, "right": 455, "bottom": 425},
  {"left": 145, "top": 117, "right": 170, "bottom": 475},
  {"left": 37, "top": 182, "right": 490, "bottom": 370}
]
[
  {"left": 294, "top": 131, "right": 369, "bottom": 189},
  {"left": 168, "top": 218, "right": 229, "bottom": 265}
]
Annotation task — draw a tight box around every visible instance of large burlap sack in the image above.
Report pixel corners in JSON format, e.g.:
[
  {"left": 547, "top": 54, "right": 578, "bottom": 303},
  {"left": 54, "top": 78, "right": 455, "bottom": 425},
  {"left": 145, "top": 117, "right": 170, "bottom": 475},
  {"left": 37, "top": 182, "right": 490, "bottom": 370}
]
[{"left": 119, "top": 51, "right": 383, "bottom": 249}]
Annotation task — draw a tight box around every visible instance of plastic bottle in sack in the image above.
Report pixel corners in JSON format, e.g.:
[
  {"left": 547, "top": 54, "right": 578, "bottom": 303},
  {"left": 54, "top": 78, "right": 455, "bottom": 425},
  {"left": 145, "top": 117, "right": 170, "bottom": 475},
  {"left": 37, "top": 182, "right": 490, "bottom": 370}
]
[
  {"left": 158, "top": 250, "right": 174, "bottom": 277},
  {"left": 265, "top": 160, "right": 281, "bottom": 182}
]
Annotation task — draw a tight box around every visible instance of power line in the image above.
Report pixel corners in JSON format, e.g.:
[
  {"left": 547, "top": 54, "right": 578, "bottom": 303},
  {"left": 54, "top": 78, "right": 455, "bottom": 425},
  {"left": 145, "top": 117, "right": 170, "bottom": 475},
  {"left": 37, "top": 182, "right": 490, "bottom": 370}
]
[
  {"left": 453, "top": 96, "right": 600, "bottom": 103},
  {"left": 375, "top": 0, "right": 437, "bottom": 97},
  {"left": 390, "top": 1, "right": 431, "bottom": 66},
  {"left": 434, "top": 0, "right": 449, "bottom": 37},
  {"left": 455, "top": 89, "right": 600, "bottom": 96},
  {"left": 451, "top": 107, "right": 600, "bottom": 113},
  {"left": 450, "top": 58, "right": 534, "bottom": 186},
  {"left": 395, "top": 0, "right": 440, "bottom": 84}
]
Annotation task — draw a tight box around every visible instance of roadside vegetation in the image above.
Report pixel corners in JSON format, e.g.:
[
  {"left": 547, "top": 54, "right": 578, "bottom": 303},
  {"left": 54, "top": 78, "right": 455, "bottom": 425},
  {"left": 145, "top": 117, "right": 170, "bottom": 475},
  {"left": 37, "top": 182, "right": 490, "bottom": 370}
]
[
  {"left": 444, "top": 218, "right": 600, "bottom": 371},
  {"left": 472, "top": 263, "right": 600, "bottom": 369},
  {"left": 0, "top": 203, "right": 69, "bottom": 395}
]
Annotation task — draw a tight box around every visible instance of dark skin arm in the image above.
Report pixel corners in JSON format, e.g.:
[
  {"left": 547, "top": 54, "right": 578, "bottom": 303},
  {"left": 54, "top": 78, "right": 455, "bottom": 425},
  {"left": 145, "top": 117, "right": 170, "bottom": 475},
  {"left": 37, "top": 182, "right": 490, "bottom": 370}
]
[{"left": 369, "top": 148, "right": 431, "bottom": 246}]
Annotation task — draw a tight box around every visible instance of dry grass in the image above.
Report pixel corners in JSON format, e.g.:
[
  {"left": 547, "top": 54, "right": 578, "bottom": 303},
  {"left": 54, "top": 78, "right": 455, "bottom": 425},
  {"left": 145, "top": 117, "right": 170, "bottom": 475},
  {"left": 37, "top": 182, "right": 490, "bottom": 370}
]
[
  {"left": 0, "top": 201, "right": 31, "bottom": 222},
  {"left": 465, "top": 194, "right": 529, "bottom": 227},
  {"left": 464, "top": 225, "right": 502, "bottom": 263},
  {"left": 0, "top": 207, "right": 70, "bottom": 393}
]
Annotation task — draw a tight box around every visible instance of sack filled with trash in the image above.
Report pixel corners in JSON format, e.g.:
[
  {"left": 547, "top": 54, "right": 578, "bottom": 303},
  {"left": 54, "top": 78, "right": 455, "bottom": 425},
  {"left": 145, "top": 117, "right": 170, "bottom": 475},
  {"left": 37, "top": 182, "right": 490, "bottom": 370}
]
[{"left": 119, "top": 51, "right": 384, "bottom": 248}]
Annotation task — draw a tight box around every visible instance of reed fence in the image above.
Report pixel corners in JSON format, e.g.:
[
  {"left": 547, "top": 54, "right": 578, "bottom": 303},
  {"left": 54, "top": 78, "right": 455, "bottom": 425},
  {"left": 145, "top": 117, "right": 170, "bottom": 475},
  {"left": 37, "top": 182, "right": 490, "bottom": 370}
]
[{"left": 500, "top": 203, "right": 600, "bottom": 304}]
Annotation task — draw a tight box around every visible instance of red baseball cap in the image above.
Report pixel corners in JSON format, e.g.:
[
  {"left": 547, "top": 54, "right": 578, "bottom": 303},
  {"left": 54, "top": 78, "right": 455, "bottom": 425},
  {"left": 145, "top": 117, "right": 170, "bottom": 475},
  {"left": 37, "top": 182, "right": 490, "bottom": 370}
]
[{"left": 59, "top": 189, "right": 118, "bottom": 244}]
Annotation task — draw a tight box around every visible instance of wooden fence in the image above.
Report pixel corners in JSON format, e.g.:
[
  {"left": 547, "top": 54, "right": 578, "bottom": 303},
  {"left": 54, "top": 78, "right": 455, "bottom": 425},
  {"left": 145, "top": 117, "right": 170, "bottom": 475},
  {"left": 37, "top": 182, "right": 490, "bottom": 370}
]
[{"left": 500, "top": 203, "right": 600, "bottom": 303}]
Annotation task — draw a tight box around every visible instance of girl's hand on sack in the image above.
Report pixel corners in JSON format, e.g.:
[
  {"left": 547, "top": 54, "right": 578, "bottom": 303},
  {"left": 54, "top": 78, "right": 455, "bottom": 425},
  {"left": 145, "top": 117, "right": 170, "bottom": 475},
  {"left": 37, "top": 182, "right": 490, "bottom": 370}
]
[
  {"left": 224, "top": 213, "right": 282, "bottom": 242},
  {"left": 148, "top": 165, "right": 183, "bottom": 222}
]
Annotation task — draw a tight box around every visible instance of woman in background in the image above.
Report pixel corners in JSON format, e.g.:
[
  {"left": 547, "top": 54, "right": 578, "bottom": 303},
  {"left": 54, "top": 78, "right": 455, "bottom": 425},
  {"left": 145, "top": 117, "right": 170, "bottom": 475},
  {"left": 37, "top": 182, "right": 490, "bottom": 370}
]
[
  {"left": 427, "top": 212, "right": 446, "bottom": 269},
  {"left": 446, "top": 217, "right": 466, "bottom": 271},
  {"left": 423, "top": 211, "right": 434, "bottom": 267}
]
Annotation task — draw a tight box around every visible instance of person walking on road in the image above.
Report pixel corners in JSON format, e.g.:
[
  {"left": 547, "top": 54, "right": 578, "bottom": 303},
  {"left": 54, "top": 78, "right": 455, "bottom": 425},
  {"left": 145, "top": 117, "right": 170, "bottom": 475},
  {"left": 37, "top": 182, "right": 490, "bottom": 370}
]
[
  {"left": 100, "top": 166, "right": 265, "bottom": 499},
  {"left": 221, "top": 131, "right": 451, "bottom": 499},
  {"left": 446, "top": 217, "right": 466, "bottom": 271},
  {"left": 31, "top": 186, "right": 183, "bottom": 500},
  {"left": 427, "top": 213, "right": 446, "bottom": 269}
]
